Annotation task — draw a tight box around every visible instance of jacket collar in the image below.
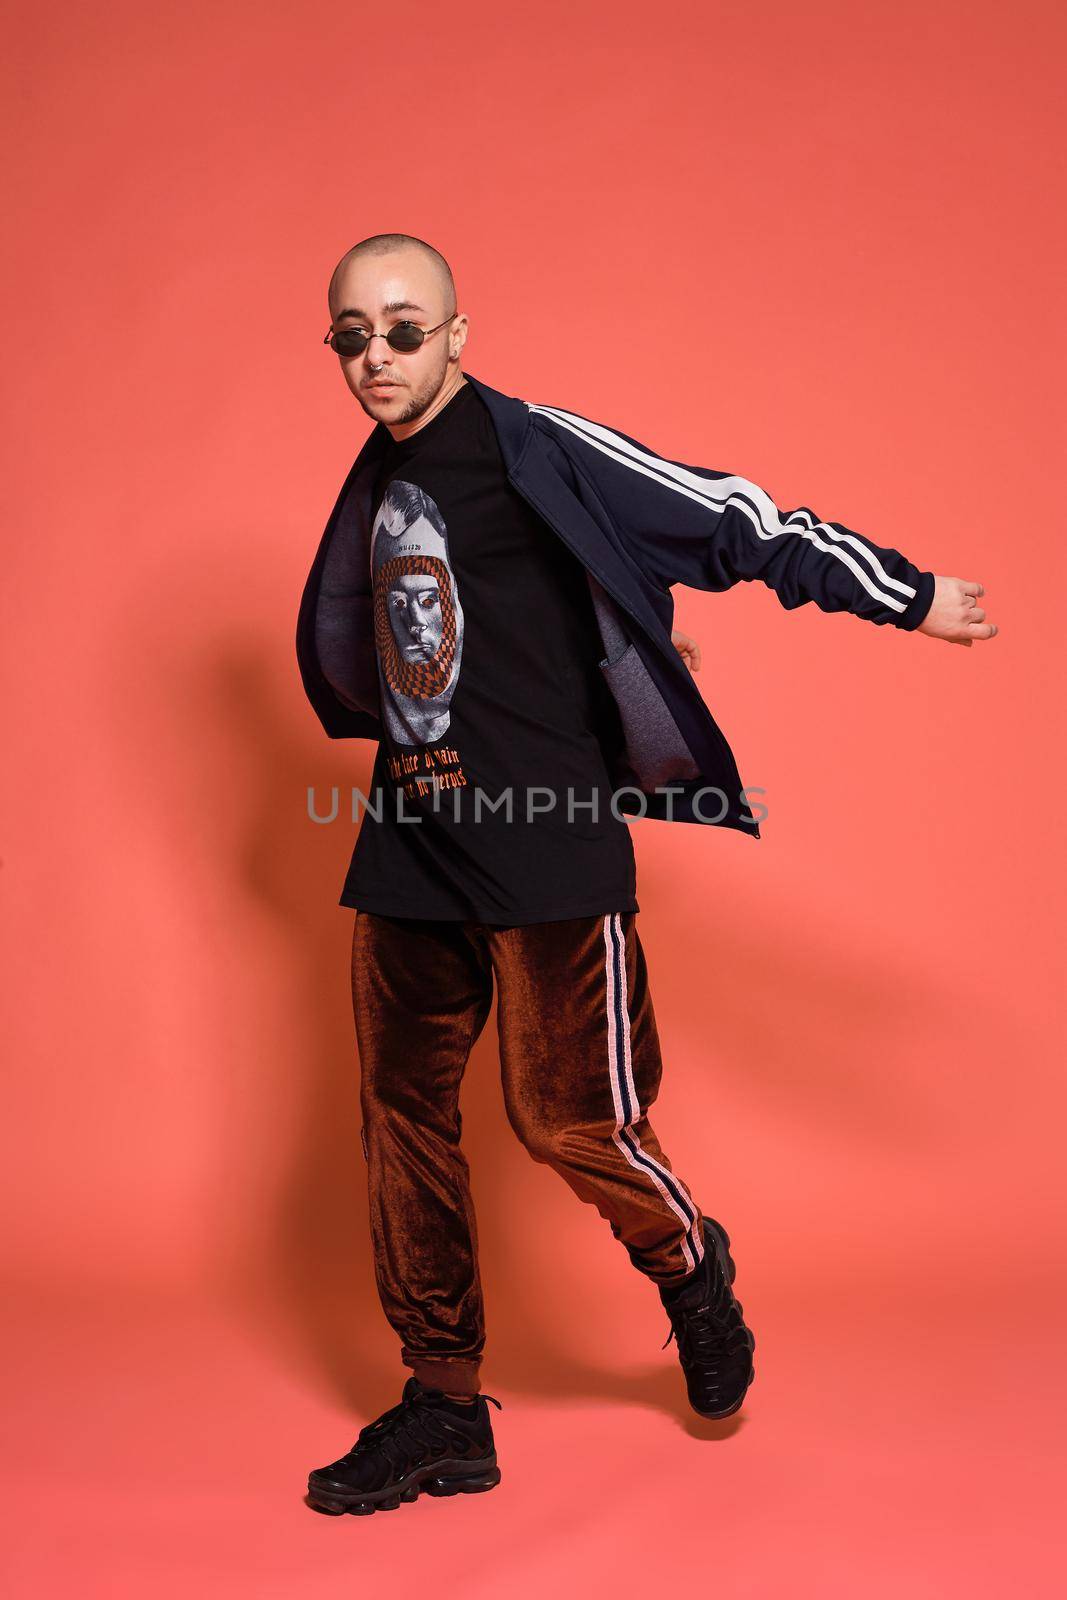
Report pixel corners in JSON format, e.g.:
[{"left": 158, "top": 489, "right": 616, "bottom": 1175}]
[{"left": 460, "top": 371, "right": 533, "bottom": 468}]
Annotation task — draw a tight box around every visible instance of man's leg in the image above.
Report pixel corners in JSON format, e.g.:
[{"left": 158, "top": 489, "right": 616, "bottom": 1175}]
[
  {"left": 351, "top": 910, "right": 495, "bottom": 1395},
  {"left": 490, "top": 909, "right": 705, "bottom": 1290}
]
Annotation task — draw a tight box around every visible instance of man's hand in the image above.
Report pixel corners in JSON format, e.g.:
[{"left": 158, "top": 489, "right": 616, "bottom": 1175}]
[
  {"left": 918, "top": 577, "right": 999, "bottom": 647},
  {"left": 671, "top": 629, "right": 701, "bottom": 672}
]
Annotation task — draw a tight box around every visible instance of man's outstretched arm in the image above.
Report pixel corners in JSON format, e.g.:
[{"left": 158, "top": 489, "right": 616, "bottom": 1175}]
[{"left": 531, "top": 403, "right": 998, "bottom": 645}]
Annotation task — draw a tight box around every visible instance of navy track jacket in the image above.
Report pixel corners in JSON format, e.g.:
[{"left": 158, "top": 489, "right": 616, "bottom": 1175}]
[{"left": 296, "top": 371, "right": 936, "bottom": 841}]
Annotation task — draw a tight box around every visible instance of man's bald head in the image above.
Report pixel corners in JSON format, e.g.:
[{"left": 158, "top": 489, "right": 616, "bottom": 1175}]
[
  {"left": 327, "top": 233, "right": 456, "bottom": 322},
  {"left": 324, "top": 234, "right": 469, "bottom": 432}
]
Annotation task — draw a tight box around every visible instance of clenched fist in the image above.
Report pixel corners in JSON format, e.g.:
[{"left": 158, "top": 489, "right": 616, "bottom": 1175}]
[{"left": 918, "top": 578, "right": 999, "bottom": 648}]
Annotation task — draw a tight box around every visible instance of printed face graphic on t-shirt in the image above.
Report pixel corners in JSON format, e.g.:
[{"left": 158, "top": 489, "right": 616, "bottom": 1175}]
[
  {"left": 370, "top": 480, "right": 464, "bottom": 746},
  {"left": 388, "top": 572, "right": 443, "bottom": 662}
]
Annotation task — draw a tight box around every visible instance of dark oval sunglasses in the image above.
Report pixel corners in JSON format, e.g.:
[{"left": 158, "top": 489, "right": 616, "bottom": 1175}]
[{"left": 323, "top": 314, "right": 457, "bottom": 359}]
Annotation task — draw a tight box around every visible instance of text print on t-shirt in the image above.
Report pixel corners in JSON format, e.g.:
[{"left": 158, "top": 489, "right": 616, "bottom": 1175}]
[{"left": 386, "top": 745, "right": 468, "bottom": 800}]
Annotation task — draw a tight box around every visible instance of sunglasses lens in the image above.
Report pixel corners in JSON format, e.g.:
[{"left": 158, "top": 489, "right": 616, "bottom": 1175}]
[
  {"left": 388, "top": 324, "right": 425, "bottom": 352},
  {"left": 328, "top": 323, "right": 429, "bottom": 356},
  {"left": 331, "top": 330, "right": 368, "bottom": 357}
]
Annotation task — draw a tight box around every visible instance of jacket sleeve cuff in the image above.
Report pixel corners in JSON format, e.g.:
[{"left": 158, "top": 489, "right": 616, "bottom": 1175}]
[{"left": 895, "top": 569, "right": 935, "bottom": 631}]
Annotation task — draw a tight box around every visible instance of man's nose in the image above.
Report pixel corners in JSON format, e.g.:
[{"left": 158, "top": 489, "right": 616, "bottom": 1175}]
[{"left": 363, "top": 334, "right": 392, "bottom": 364}]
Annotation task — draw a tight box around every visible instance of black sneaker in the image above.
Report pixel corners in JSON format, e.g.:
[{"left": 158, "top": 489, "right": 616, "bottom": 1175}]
[
  {"left": 306, "top": 1377, "right": 502, "bottom": 1515},
  {"left": 659, "top": 1214, "right": 756, "bottom": 1419}
]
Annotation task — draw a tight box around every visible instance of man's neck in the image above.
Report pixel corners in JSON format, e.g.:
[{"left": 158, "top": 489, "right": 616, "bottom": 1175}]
[{"left": 387, "top": 372, "right": 468, "bottom": 444}]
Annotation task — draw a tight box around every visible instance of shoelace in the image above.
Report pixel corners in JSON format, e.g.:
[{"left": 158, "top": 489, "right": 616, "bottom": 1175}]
[
  {"left": 662, "top": 1308, "right": 749, "bottom": 1360},
  {"left": 337, "top": 1389, "right": 503, "bottom": 1466},
  {"left": 661, "top": 1263, "right": 747, "bottom": 1359}
]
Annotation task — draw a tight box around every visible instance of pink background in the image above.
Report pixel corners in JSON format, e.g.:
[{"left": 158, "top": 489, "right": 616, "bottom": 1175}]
[{"left": 4, "top": 0, "right": 1064, "bottom": 1592}]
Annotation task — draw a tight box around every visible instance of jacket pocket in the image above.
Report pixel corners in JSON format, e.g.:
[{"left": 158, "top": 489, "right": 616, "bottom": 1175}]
[{"left": 600, "top": 643, "right": 701, "bottom": 789}]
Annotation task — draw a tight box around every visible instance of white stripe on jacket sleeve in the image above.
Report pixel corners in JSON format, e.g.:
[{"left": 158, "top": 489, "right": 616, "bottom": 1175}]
[{"left": 528, "top": 401, "right": 917, "bottom": 615}]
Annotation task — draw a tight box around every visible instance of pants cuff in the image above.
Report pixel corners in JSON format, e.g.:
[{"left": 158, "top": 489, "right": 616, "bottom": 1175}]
[{"left": 407, "top": 1356, "right": 482, "bottom": 1395}]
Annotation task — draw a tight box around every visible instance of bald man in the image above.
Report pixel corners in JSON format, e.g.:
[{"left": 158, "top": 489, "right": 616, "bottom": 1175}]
[{"left": 302, "top": 233, "right": 996, "bottom": 1518}]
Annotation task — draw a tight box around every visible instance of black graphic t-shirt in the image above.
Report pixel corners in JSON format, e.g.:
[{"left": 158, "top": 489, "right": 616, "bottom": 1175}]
[{"left": 339, "top": 378, "right": 639, "bottom": 924}]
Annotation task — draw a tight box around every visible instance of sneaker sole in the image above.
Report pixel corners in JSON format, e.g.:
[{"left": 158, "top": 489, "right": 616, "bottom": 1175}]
[
  {"left": 307, "top": 1456, "right": 501, "bottom": 1516},
  {"left": 691, "top": 1214, "right": 757, "bottom": 1420}
]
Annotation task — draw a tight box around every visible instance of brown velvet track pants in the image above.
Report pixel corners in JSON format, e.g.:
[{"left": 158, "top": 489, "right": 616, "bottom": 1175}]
[{"left": 350, "top": 907, "right": 707, "bottom": 1395}]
